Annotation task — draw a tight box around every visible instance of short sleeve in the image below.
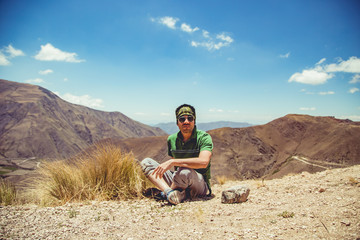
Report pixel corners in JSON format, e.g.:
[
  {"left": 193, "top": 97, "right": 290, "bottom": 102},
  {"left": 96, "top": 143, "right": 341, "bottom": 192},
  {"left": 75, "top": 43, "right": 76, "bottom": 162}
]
[{"left": 199, "top": 133, "right": 213, "bottom": 152}]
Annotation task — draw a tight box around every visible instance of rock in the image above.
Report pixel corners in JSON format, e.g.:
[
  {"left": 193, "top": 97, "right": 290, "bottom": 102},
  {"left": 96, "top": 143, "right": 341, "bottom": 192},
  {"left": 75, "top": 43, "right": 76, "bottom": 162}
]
[
  {"left": 221, "top": 185, "right": 250, "bottom": 204},
  {"left": 341, "top": 220, "right": 351, "bottom": 226}
]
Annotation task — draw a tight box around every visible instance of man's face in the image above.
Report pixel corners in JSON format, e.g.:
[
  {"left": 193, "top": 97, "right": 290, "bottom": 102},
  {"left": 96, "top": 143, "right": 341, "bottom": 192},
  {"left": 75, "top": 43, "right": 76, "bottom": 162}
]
[{"left": 177, "top": 115, "right": 195, "bottom": 135}]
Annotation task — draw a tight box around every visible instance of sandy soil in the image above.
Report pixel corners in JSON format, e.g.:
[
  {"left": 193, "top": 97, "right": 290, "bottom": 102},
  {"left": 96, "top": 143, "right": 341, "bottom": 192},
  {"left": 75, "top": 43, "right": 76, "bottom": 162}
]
[{"left": 1, "top": 165, "right": 359, "bottom": 240}]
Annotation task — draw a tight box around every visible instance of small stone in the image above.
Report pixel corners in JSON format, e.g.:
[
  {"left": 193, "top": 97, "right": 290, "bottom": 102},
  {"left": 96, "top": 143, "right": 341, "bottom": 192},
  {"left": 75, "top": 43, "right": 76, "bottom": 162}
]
[
  {"left": 341, "top": 220, "right": 351, "bottom": 226},
  {"left": 221, "top": 185, "right": 250, "bottom": 204}
]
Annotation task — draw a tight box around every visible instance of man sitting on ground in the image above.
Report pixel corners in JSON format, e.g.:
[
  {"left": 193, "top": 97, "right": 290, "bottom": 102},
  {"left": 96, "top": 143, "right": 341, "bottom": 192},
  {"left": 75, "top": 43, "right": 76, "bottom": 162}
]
[{"left": 141, "top": 104, "right": 213, "bottom": 205}]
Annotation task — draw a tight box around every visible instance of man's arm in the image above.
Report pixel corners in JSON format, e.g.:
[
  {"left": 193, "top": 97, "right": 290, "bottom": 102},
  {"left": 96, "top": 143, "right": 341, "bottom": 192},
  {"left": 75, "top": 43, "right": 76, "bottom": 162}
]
[{"left": 152, "top": 150, "right": 212, "bottom": 179}]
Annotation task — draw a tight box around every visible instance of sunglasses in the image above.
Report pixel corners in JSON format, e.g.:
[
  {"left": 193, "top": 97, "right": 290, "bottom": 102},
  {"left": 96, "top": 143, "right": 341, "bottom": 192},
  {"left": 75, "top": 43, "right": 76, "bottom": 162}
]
[{"left": 178, "top": 116, "right": 194, "bottom": 123}]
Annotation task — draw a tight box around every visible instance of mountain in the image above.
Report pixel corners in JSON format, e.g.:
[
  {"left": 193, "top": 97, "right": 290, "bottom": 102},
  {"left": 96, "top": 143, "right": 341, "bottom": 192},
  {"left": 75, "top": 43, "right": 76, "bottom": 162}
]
[
  {"left": 2, "top": 79, "right": 359, "bottom": 181},
  {"left": 110, "top": 114, "right": 360, "bottom": 180},
  {"left": 154, "top": 121, "right": 252, "bottom": 134},
  {"left": 0, "top": 79, "right": 166, "bottom": 159},
  {"left": 209, "top": 114, "right": 360, "bottom": 179}
]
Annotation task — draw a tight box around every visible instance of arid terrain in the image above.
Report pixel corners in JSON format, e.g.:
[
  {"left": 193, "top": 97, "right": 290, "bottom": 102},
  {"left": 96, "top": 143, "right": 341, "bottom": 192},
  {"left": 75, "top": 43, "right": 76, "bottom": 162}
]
[
  {"left": 1, "top": 165, "right": 359, "bottom": 239},
  {"left": 106, "top": 114, "right": 360, "bottom": 181},
  {"left": 1, "top": 79, "right": 360, "bottom": 186},
  {"left": 0, "top": 79, "right": 165, "bottom": 159},
  {"left": 1, "top": 79, "right": 360, "bottom": 239}
]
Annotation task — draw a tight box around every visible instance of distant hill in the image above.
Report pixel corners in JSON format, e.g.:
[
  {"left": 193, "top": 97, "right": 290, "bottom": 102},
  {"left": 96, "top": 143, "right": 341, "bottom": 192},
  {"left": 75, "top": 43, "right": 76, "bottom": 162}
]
[
  {"left": 111, "top": 114, "right": 360, "bottom": 180},
  {"left": 0, "top": 79, "right": 166, "bottom": 159},
  {"left": 209, "top": 114, "right": 360, "bottom": 179},
  {"left": 154, "top": 121, "right": 252, "bottom": 134},
  {"left": 2, "top": 78, "right": 359, "bottom": 182}
]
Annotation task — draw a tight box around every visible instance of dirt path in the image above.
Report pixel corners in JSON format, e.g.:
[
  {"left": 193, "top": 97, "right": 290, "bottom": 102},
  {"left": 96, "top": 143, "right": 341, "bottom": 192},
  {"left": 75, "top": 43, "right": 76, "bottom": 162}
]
[
  {"left": 291, "top": 156, "right": 351, "bottom": 170},
  {"left": 1, "top": 165, "right": 359, "bottom": 240},
  {"left": 292, "top": 156, "right": 330, "bottom": 170}
]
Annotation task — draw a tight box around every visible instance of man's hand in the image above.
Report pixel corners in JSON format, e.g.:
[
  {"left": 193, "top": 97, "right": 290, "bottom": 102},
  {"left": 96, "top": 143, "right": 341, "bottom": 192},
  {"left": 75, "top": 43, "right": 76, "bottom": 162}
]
[{"left": 152, "top": 160, "right": 174, "bottom": 179}]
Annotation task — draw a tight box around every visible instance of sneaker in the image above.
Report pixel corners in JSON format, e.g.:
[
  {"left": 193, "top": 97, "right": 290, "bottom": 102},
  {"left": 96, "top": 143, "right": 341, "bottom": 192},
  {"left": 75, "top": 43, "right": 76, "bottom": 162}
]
[
  {"left": 167, "top": 189, "right": 186, "bottom": 205},
  {"left": 143, "top": 188, "right": 166, "bottom": 201}
]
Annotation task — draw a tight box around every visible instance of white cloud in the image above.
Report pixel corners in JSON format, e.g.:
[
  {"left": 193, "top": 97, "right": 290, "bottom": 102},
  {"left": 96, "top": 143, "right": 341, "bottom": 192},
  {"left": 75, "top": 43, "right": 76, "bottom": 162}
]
[
  {"left": 60, "top": 93, "right": 104, "bottom": 108},
  {"left": 300, "top": 107, "right": 316, "bottom": 111},
  {"left": 191, "top": 33, "right": 233, "bottom": 51},
  {"left": 216, "top": 33, "right": 233, "bottom": 43},
  {"left": 0, "top": 52, "right": 10, "bottom": 66},
  {"left": 34, "top": 43, "right": 85, "bottom": 62},
  {"left": 191, "top": 41, "right": 200, "bottom": 47},
  {"left": 152, "top": 16, "right": 233, "bottom": 51},
  {"left": 0, "top": 44, "right": 25, "bottom": 65},
  {"left": 318, "top": 91, "right": 335, "bottom": 95},
  {"left": 280, "top": 52, "right": 290, "bottom": 59},
  {"left": 209, "top": 108, "right": 224, "bottom": 112},
  {"left": 316, "top": 58, "right": 326, "bottom": 65},
  {"left": 181, "top": 23, "right": 199, "bottom": 33},
  {"left": 325, "top": 56, "right": 360, "bottom": 73},
  {"left": 158, "top": 16, "right": 179, "bottom": 29},
  {"left": 289, "top": 57, "right": 360, "bottom": 85},
  {"left": 64, "top": 78, "right": 69, "bottom": 82},
  {"left": 5, "top": 44, "right": 25, "bottom": 57},
  {"left": 39, "top": 69, "right": 53, "bottom": 75},
  {"left": 288, "top": 69, "right": 334, "bottom": 85},
  {"left": 25, "top": 78, "right": 45, "bottom": 84},
  {"left": 202, "top": 30, "right": 210, "bottom": 38},
  {"left": 349, "top": 74, "right": 360, "bottom": 84},
  {"left": 349, "top": 87, "right": 359, "bottom": 94}
]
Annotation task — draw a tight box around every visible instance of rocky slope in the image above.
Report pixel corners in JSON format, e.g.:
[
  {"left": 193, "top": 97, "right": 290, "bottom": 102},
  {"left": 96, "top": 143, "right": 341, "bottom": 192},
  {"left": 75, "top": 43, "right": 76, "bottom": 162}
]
[
  {"left": 1, "top": 165, "right": 359, "bottom": 239},
  {"left": 1, "top": 79, "right": 359, "bottom": 183},
  {"left": 110, "top": 114, "right": 360, "bottom": 180},
  {"left": 209, "top": 114, "right": 360, "bottom": 179},
  {"left": 0, "top": 79, "right": 166, "bottom": 159}
]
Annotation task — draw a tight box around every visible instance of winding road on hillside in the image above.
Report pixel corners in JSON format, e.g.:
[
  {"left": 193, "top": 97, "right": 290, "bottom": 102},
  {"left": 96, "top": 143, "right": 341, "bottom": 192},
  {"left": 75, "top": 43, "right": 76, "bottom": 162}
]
[{"left": 291, "top": 156, "right": 350, "bottom": 170}]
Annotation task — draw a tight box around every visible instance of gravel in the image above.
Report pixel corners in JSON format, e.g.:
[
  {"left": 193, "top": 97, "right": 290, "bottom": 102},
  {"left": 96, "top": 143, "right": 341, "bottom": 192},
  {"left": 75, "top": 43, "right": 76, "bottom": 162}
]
[{"left": 1, "top": 165, "right": 359, "bottom": 240}]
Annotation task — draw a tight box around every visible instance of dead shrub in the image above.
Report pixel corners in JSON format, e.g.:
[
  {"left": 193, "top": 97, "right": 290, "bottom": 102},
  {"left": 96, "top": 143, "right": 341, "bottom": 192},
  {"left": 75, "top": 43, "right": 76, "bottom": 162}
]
[
  {"left": 32, "top": 142, "right": 152, "bottom": 205},
  {"left": 0, "top": 179, "right": 17, "bottom": 206}
]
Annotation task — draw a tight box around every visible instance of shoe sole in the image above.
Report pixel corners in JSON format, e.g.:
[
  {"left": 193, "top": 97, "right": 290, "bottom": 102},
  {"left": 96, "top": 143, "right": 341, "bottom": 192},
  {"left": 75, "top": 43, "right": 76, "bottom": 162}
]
[{"left": 167, "top": 190, "right": 185, "bottom": 205}]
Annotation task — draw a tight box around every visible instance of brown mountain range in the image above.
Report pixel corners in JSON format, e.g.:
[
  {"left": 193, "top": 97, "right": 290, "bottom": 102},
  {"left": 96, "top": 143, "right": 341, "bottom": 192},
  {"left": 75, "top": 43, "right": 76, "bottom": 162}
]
[
  {"left": 110, "top": 114, "right": 360, "bottom": 180},
  {"left": 0, "top": 79, "right": 166, "bottom": 159},
  {"left": 1, "top": 79, "right": 359, "bottom": 182}
]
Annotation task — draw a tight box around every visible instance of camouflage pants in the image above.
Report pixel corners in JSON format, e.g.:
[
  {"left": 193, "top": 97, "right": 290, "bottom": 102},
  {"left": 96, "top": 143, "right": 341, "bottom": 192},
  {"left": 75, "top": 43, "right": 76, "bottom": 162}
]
[{"left": 140, "top": 158, "right": 209, "bottom": 198}]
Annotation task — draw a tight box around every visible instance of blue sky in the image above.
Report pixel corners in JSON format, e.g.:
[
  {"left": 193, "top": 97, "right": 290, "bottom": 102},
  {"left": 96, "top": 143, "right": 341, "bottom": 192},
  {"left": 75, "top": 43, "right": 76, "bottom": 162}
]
[{"left": 1, "top": 0, "right": 359, "bottom": 125}]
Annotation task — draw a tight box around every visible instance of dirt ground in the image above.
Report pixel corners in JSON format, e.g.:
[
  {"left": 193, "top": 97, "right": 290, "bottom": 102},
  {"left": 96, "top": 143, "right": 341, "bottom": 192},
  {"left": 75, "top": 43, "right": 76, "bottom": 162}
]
[{"left": 1, "top": 165, "right": 359, "bottom": 240}]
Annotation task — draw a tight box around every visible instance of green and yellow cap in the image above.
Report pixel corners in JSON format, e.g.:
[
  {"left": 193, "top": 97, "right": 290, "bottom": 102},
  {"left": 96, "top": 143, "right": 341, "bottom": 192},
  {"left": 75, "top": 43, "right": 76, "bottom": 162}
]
[{"left": 176, "top": 106, "right": 196, "bottom": 120}]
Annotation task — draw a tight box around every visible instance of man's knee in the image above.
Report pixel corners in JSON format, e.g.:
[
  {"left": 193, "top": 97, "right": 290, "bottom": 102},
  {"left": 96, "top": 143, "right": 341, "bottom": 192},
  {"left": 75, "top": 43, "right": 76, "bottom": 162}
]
[
  {"left": 173, "top": 167, "right": 194, "bottom": 187},
  {"left": 140, "top": 158, "right": 159, "bottom": 176}
]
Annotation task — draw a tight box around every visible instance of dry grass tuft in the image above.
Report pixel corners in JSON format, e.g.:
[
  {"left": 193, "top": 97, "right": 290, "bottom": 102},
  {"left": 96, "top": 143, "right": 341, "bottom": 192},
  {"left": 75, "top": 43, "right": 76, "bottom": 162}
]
[
  {"left": 32, "top": 142, "right": 152, "bottom": 205},
  {"left": 0, "top": 179, "right": 17, "bottom": 206},
  {"left": 278, "top": 211, "right": 295, "bottom": 218},
  {"left": 215, "top": 175, "right": 229, "bottom": 185},
  {"left": 256, "top": 178, "right": 266, "bottom": 188},
  {"left": 348, "top": 176, "right": 359, "bottom": 186}
]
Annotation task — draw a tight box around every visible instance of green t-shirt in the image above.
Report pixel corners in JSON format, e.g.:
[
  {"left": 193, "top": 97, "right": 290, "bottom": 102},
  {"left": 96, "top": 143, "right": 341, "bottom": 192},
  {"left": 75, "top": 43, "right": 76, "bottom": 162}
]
[{"left": 167, "top": 127, "right": 213, "bottom": 193}]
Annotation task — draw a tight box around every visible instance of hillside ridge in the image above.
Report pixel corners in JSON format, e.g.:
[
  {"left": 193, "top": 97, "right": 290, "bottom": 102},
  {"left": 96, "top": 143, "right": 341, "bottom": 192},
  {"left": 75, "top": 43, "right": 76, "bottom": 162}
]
[
  {"left": 109, "top": 113, "right": 360, "bottom": 180},
  {"left": 0, "top": 79, "right": 166, "bottom": 159}
]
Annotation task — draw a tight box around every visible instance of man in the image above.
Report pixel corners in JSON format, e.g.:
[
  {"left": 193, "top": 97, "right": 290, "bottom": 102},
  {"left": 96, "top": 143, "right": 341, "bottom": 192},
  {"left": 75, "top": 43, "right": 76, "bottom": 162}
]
[{"left": 141, "top": 104, "right": 213, "bottom": 205}]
